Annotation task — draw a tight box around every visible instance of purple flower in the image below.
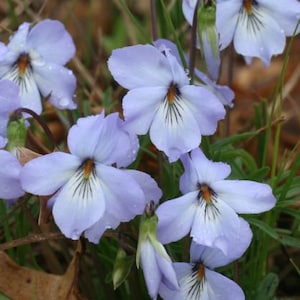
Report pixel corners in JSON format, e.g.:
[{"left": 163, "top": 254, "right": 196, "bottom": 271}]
[
  {"left": 216, "top": 0, "right": 300, "bottom": 66},
  {"left": 85, "top": 169, "right": 162, "bottom": 243},
  {"left": 154, "top": 39, "right": 234, "bottom": 108},
  {"left": 108, "top": 44, "right": 225, "bottom": 162},
  {"left": 0, "top": 19, "right": 77, "bottom": 114},
  {"left": 159, "top": 242, "right": 246, "bottom": 300},
  {"left": 182, "top": 0, "right": 221, "bottom": 80},
  {"left": 156, "top": 148, "right": 276, "bottom": 254},
  {"left": 0, "top": 80, "right": 21, "bottom": 147},
  {"left": 0, "top": 150, "right": 24, "bottom": 201},
  {"left": 136, "top": 211, "right": 179, "bottom": 299},
  {"left": 21, "top": 112, "right": 161, "bottom": 241}
]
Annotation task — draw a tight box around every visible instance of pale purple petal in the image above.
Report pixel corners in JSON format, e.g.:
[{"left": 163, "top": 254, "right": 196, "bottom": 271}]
[
  {"left": 33, "top": 63, "right": 76, "bottom": 110},
  {"left": 234, "top": 8, "right": 285, "bottom": 66},
  {"left": 212, "top": 180, "right": 276, "bottom": 213},
  {"left": 150, "top": 97, "right": 201, "bottom": 162},
  {"left": 123, "top": 86, "right": 167, "bottom": 135},
  {"left": 93, "top": 113, "right": 139, "bottom": 167},
  {"left": 163, "top": 48, "right": 189, "bottom": 87},
  {"left": 0, "top": 150, "right": 24, "bottom": 200},
  {"left": 259, "top": 0, "right": 300, "bottom": 36},
  {"left": 182, "top": 0, "right": 196, "bottom": 25},
  {"left": 155, "top": 243, "right": 179, "bottom": 290},
  {"left": 190, "top": 199, "right": 242, "bottom": 255},
  {"left": 179, "top": 153, "right": 199, "bottom": 194},
  {"left": 27, "top": 19, "right": 75, "bottom": 64},
  {"left": 95, "top": 164, "right": 146, "bottom": 221},
  {"left": 141, "top": 240, "right": 162, "bottom": 299},
  {"left": 108, "top": 44, "right": 172, "bottom": 89},
  {"left": 200, "top": 28, "right": 221, "bottom": 81},
  {"left": 84, "top": 212, "right": 120, "bottom": 243},
  {"left": 195, "top": 70, "right": 235, "bottom": 107},
  {"left": 156, "top": 192, "right": 197, "bottom": 244},
  {"left": 21, "top": 152, "right": 81, "bottom": 195},
  {"left": 7, "top": 22, "right": 30, "bottom": 53},
  {"left": 216, "top": 0, "right": 241, "bottom": 50},
  {"left": 205, "top": 269, "right": 245, "bottom": 300},
  {"left": 124, "top": 170, "right": 162, "bottom": 204},
  {"left": 187, "top": 148, "right": 231, "bottom": 185},
  {"left": 52, "top": 172, "right": 106, "bottom": 240},
  {"left": 68, "top": 114, "right": 105, "bottom": 159},
  {"left": 190, "top": 219, "right": 252, "bottom": 268},
  {"left": 180, "top": 85, "right": 225, "bottom": 135}
]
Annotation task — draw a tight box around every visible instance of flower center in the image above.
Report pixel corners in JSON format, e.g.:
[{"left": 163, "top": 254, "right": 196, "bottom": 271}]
[
  {"left": 83, "top": 159, "right": 95, "bottom": 179},
  {"left": 199, "top": 184, "right": 213, "bottom": 204},
  {"left": 17, "top": 53, "right": 30, "bottom": 75},
  {"left": 197, "top": 263, "right": 205, "bottom": 280},
  {"left": 166, "top": 84, "right": 179, "bottom": 104},
  {"left": 243, "top": 0, "right": 258, "bottom": 14},
  {"left": 163, "top": 83, "right": 184, "bottom": 125}
]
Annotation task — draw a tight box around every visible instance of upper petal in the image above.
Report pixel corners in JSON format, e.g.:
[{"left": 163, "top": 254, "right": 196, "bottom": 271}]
[
  {"left": 68, "top": 113, "right": 105, "bottom": 160},
  {"left": 21, "top": 152, "right": 81, "bottom": 195},
  {"left": 27, "top": 19, "right": 75, "bottom": 65},
  {"left": 33, "top": 63, "right": 76, "bottom": 110},
  {"left": 108, "top": 44, "right": 173, "bottom": 89},
  {"left": 212, "top": 180, "right": 276, "bottom": 213}
]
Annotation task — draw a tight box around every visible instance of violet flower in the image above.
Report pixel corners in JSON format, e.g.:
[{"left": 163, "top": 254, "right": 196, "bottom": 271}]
[
  {"left": 153, "top": 39, "right": 234, "bottom": 108},
  {"left": 21, "top": 112, "right": 161, "bottom": 241},
  {"left": 159, "top": 242, "right": 246, "bottom": 300},
  {"left": 156, "top": 148, "right": 276, "bottom": 254},
  {"left": 216, "top": 0, "right": 300, "bottom": 66},
  {"left": 0, "top": 19, "right": 77, "bottom": 114},
  {"left": 0, "top": 80, "right": 21, "bottom": 148},
  {"left": 0, "top": 150, "right": 24, "bottom": 201},
  {"left": 108, "top": 44, "right": 225, "bottom": 162},
  {"left": 136, "top": 208, "right": 179, "bottom": 300}
]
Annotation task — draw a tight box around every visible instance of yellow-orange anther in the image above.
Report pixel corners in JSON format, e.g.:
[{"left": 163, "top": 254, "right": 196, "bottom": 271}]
[
  {"left": 17, "top": 54, "right": 30, "bottom": 75},
  {"left": 200, "top": 184, "right": 212, "bottom": 203},
  {"left": 167, "top": 85, "right": 177, "bottom": 104},
  {"left": 198, "top": 264, "right": 205, "bottom": 280},
  {"left": 243, "top": 0, "right": 253, "bottom": 14},
  {"left": 83, "top": 159, "right": 94, "bottom": 179}
]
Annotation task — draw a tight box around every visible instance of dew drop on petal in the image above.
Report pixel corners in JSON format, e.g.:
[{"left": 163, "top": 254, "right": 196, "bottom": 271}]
[{"left": 58, "top": 97, "right": 70, "bottom": 107}]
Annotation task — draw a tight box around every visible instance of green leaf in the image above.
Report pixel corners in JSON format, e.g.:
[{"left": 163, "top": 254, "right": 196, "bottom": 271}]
[{"left": 254, "top": 273, "right": 279, "bottom": 300}]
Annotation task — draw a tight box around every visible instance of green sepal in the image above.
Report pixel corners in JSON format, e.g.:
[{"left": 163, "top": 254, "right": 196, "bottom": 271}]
[
  {"left": 6, "top": 119, "right": 27, "bottom": 152},
  {"left": 197, "top": 4, "right": 218, "bottom": 59},
  {"left": 112, "top": 248, "right": 134, "bottom": 290}
]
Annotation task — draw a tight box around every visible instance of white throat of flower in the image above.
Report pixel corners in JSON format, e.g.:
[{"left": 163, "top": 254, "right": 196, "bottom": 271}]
[
  {"left": 239, "top": 0, "right": 264, "bottom": 34},
  {"left": 4, "top": 53, "right": 34, "bottom": 94},
  {"left": 163, "top": 83, "right": 185, "bottom": 125},
  {"left": 70, "top": 159, "right": 99, "bottom": 206},
  {"left": 198, "top": 183, "right": 220, "bottom": 221},
  {"left": 180, "top": 262, "right": 207, "bottom": 299}
]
